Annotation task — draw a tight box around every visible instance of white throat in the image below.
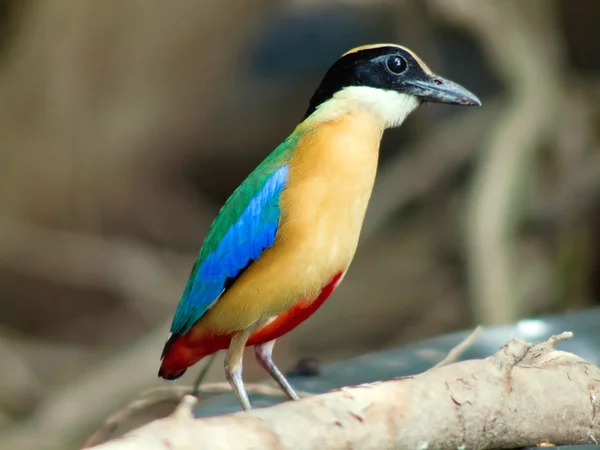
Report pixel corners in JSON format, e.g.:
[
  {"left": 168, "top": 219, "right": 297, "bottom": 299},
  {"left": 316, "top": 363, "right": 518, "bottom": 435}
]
[{"left": 309, "top": 86, "right": 420, "bottom": 129}]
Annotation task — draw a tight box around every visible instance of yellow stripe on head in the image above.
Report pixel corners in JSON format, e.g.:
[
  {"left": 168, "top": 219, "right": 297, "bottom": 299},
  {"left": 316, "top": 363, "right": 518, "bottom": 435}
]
[{"left": 341, "top": 43, "right": 403, "bottom": 57}]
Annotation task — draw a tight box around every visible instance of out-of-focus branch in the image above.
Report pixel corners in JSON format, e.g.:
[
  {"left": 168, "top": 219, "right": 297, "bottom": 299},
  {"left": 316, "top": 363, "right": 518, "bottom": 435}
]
[
  {"left": 0, "top": 218, "right": 196, "bottom": 431},
  {"left": 5, "top": 335, "right": 109, "bottom": 386},
  {"left": 0, "top": 334, "right": 42, "bottom": 419},
  {"left": 90, "top": 332, "right": 600, "bottom": 450},
  {"left": 0, "top": 0, "right": 276, "bottom": 245},
  {"left": 0, "top": 219, "right": 192, "bottom": 320},
  {"left": 527, "top": 83, "right": 600, "bottom": 229},
  {"left": 0, "top": 321, "right": 171, "bottom": 450},
  {"left": 363, "top": 100, "right": 499, "bottom": 238},
  {"left": 428, "top": 0, "right": 565, "bottom": 324},
  {"left": 287, "top": 0, "right": 392, "bottom": 9},
  {"left": 529, "top": 150, "right": 600, "bottom": 229}
]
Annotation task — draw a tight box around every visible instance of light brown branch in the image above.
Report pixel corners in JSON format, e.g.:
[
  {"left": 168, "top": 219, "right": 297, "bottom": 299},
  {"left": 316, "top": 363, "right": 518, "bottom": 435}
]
[
  {"left": 430, "top": 325, "right": 483, "bottom": 369},
  {"left": 88, "top": 332, "right": 600, "bottom": 450},
  {"left": 85, "top": 325, "right": 483, "bottom": 447},
  {"left": 83, "top": 383, "right": 313, "bottom": 448}
]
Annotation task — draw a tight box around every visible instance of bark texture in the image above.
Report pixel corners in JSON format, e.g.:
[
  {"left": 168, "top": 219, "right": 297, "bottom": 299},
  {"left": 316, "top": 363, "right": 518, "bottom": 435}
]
[{"left": 90, "top": 333, "right": 600, "bottom": 449}]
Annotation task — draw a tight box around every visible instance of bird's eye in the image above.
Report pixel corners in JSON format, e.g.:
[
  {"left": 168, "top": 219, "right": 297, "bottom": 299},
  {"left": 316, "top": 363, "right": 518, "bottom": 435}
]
[{"left": 386, "top": 56, "right": 407, "bottom": 75}]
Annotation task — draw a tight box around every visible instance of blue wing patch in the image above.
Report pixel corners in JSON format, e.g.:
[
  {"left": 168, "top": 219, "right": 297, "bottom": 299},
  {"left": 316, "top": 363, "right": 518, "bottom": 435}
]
[{"left": 170, "top": 164, "right": 289, "bottom": 334}]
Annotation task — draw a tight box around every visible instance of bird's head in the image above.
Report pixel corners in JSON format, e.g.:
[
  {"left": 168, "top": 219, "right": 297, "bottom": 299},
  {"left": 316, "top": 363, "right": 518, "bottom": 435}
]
[{"left": 305, "top": 43, "right": 481, "bottom": 128}]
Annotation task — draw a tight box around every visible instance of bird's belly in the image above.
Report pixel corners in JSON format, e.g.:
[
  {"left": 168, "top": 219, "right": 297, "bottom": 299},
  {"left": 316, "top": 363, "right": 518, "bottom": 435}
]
[
  {"left": 287, "top": 205, "right": 363, "bottom": 284},
  {"left": 268, "top": 178, "right": 373, "bottom": 307},
  {"left": 199, "top": 187, "right": 371, "bottom": 334},
  {"left": 247, "top": 270, "right": 345, "bottom": 346}
]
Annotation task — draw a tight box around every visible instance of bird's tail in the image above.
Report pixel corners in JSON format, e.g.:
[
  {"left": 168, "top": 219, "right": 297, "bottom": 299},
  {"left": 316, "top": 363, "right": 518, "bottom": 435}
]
[
  {"left": 158, "top": 366, "right": 187, "bottom": 380},
  {"left": 158, "top": 330, "right": 231, "bottom": 380},
  {"left": 158, "top": 333, "right": 187, "bottom": 380}
]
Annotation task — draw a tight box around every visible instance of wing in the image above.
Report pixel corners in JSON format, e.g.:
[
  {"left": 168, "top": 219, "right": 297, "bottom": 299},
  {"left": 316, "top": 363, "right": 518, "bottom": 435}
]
[{"left": 170, "top": 138, "right": 298, "bottom": 335}]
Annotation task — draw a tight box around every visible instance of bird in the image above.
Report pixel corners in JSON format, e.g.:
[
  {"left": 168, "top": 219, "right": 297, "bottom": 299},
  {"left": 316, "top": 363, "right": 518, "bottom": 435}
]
[{"left": 158, "top": 43, "right": 481, "bottom": 410}]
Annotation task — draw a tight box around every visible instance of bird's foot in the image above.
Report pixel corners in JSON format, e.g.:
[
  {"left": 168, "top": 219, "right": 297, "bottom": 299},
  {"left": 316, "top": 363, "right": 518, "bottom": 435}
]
[
  {"left": 225, "top": 365, "right": 252, "bottom": 410},
  {"left": 255, "top": 341, "right": 300, "bottom": 401}
]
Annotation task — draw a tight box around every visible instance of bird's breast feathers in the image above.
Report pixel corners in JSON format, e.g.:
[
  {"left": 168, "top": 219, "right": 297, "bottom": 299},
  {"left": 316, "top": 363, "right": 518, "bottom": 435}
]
[{"left": 197, "top": 111, "right": 382, "bottom": 333}]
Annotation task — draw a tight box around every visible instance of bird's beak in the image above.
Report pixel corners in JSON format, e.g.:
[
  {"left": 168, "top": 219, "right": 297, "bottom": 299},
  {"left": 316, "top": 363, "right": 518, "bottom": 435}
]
[{"left": 405, "top": 75, "right": 481, "bottom": 106}]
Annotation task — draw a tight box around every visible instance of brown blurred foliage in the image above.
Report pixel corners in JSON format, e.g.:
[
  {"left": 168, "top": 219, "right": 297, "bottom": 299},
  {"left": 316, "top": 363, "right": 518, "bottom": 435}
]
[{"left": 0, "top": 0, "right": 599, "bottom": 448}]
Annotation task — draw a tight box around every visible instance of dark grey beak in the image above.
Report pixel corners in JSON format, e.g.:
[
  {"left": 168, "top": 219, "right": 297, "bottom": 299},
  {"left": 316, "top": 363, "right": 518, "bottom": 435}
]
[{"left": 406, "top": 75, "right": 481, "bottom": 106}]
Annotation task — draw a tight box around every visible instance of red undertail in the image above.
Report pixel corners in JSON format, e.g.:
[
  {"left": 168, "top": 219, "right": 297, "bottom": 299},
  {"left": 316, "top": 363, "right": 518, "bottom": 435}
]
[{"left": 158, "top": 271, "right": 344, "bottom": 380}]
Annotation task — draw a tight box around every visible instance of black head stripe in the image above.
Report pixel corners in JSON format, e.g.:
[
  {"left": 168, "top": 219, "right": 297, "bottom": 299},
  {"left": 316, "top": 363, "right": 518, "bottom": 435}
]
[{"left": 304, "top": 45, "right": 428, "bottom": 119}]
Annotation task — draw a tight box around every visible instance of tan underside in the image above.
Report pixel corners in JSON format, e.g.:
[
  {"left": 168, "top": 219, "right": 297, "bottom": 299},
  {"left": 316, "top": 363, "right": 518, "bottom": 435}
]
[{"left": 187, "top": 109, "right": 384, "bottom": 337}]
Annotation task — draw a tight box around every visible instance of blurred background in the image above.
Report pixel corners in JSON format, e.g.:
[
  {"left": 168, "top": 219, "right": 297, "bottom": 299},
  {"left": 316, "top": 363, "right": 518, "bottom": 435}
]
[{"left": 0, "top": 0, "right": 599, "bottom": 448}]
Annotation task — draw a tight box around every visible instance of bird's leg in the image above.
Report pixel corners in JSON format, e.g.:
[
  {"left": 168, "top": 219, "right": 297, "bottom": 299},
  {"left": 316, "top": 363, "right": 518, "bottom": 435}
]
[
  {"left": 225, "top": 327, "right": 255, "bottom": 411},
  {"left": 254, "top": 339, "right": 300, "bottom": 401}
]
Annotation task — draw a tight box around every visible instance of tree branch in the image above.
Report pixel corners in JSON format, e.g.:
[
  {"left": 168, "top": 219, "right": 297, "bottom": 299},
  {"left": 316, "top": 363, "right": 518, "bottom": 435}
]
[
  {"left": 83, "top": 383, "right": 313, "bottom": 448},
  {"left": 89, "top": 332, "right": 600, "bottom": 449},
  {"left": 430, "top": 325, "right": 482, "bottom": 369}
]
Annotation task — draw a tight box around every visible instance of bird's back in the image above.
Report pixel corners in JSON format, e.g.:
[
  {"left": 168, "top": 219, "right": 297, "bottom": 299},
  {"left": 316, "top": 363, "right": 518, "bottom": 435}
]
[{"left": 168, "top": 131, "right": 302, "bottom": 337}]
